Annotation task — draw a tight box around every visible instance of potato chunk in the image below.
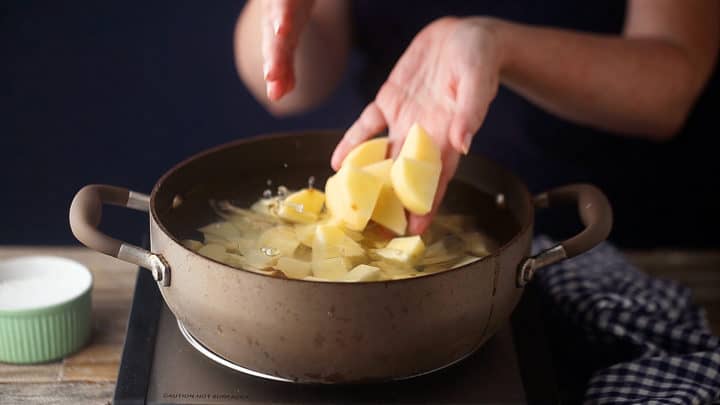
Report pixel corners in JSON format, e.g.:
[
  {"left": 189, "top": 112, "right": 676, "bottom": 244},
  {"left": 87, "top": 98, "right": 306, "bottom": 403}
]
[
  {"left": 312, "top": 224, "right": 365, "bottom": 261},
  {"left": 362, "top": 159, "right": 393, "bottom": 185},
  {"left": 312, "top": 257, "right": 352, "bottom": 280},
  {"left": 275, "top": 257, "right": 312, "bottom": 278},
  {"left": 342, "top": 264, "right": 382, "bottom": 282},
  {"left": 391, "top": 157, "right": 441, "bottom": 215},
  {"left": 398, "top": 123, "right": 441, "bottom": 163},
  {"left": 372, "top": 235, "right": 425, "bottom": 266},
  {"left": 277, "top": 188, "right": 325, "bottom": 224},
  {"left": 258, "top": 226, "right": 300, "bottom": 256},
  {"left": 371, "top": 185, "right": 407, "bottom": 235},
  {"left": 324, "top": 165, "right": 383, "bottom": 231},
  {"left": 342, "top": 137, "right": 388, "bottom": 168}
]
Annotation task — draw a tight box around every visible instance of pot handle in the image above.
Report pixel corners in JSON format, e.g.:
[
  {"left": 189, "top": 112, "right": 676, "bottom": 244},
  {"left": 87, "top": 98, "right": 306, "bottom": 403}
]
[
  {"left": 517, "top": 183, "right": 612, "bottom": 286},
  {"left": 69, "top": 184, "right": 170, "bottom": 286}
]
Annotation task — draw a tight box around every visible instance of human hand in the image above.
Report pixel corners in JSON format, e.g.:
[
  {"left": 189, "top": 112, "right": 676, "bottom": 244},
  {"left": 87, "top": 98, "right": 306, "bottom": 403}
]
[
  {"left": 261, "top": 0, "right": 316, "bottom": 101},
  {"left": 331, "top": 17, "right": 504, "bottom": 234}
]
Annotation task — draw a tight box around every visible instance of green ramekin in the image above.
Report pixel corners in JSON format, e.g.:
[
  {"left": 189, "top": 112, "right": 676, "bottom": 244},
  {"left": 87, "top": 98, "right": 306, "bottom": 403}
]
[{"left": 0, "top": 256, "right": 92, "bottom": 364}]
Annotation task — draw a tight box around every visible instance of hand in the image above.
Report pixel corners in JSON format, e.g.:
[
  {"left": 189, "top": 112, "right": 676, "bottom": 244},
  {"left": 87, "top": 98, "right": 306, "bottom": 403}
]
[
  {"left": 261, "top": 0, "right": 315, "bottom": 101},
  {"left": 331, "top": 17, "right": 504, "bottom": 234}
]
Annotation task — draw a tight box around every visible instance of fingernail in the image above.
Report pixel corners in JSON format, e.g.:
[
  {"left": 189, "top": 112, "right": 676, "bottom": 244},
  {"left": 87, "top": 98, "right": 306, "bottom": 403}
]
[
  {"left": 461, "top": 132, "right": 473, "bottom": 155},
  {"left": 263, "top": 61, "right": 271, "bottom": 80},
  {"left": 273, "top": 19, "right": 281, "bottom": 36}
]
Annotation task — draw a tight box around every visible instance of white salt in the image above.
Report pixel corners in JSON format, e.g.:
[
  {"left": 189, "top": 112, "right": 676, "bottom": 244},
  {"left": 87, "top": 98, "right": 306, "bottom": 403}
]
[{"left": 0, "top": 257, "right": 92, "bottom": 311}]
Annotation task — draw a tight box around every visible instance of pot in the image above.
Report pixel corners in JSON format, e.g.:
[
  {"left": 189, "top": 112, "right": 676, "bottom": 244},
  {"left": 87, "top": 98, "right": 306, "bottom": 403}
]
[{"left": 69, "top": 130, "right": 612, "bottom": 383}]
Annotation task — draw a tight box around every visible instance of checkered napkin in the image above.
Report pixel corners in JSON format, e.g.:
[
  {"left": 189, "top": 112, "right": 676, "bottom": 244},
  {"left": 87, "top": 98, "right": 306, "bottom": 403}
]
[{"left": 533, "top": 236, "right": 720, "bottom": 404}]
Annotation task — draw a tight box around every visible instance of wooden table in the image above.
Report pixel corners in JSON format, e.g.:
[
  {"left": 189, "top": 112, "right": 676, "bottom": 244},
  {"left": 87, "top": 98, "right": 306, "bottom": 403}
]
[{"left": 0, "top": 246, "right": 718, "bottom": 405}]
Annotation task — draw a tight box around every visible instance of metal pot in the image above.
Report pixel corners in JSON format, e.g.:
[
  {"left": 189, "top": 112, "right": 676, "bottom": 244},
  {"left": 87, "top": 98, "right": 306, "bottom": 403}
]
[{"left": 69, "top": 131, "right": 612, "bottom": 383}]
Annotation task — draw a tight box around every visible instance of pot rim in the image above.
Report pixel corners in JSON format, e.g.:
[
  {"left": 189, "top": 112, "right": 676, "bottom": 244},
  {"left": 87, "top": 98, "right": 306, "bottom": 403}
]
[{"left": 149, "top": 130, "right": 534, "bottom": 285}]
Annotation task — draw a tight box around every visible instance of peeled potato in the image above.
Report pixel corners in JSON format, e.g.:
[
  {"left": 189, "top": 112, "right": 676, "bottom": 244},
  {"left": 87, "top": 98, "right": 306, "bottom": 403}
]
[
  {"left": 371, "top": 185, "right": 407, "bottom": 235},
  {"left": 258, "top": 226, "right": 300, "bottom": 256},
  {"left": 277, "top": 188, "right": 325, "bottom": 224},
  {"left": 312, "top": 257, "right": 352, "bottom": 280},
  {"left": 294, "top": 224, "right": 316, "bottom": 247},
  {"left": 342, "top": 137, "right": 388, "bottom": 168},
  {"left": 197, "top": 243, "right": 227, "bottom": 262},
  {"left": 325, "top": 165, "right": 383, "bottom": 231},
  {"left": 275, "top": 257, "right": 312, "bottom": 278},
  {"left": 342, "top": 264, "right": 382, "bottom": 282},
  {"left": 372, "top": 235, "right": 426, "bottom": 266},
  {"left": 398, "top": 123, "right": 441, "bottom": 163},
  {"left": 362, "top": 159, "right": 392, "bottom": 185},
  {"left": 312, "top": 224, "right": 365, "bottom": 261},
  {"left": 391, "top": 157, "right": 441, "bottom": 215}
]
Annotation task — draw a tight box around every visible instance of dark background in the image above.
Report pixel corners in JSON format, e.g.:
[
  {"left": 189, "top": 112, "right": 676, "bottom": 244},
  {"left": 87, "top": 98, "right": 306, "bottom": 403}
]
[
  {"left": 2, "top": 1, "right": 363, "bottom": 245},
  {"left": 3, "top": 1, "right": 719, "bottom": 248}
]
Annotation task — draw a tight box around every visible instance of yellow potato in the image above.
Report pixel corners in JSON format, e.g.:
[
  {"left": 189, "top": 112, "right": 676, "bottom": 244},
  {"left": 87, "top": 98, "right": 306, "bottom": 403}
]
[
  {"left": 294, "top": 224, "right": 316, "bottom": 247},
  {"left": 372, "top": 235, "right": 425, "bottom": 266},
  {"left": 398, "top": 123, "right": 441, "bottom": 163},
  {"left": 277, "top": 188, "right": 325, "bottom": 224},
  {"left": 362, "top": 159, "right": 392, "bottom": 186},
  {"left": 181, "top": 239, "right": 204, "bottom": 252},
  {"left": 371, "top": 185, "right": 407, "bottom": 235},
  {"left": 342, "top": 137, "right": 388, "bottom": 168},
  {"left": 312, "top": 224, "right": 365, "bottom": 262},
  {"left": 312, "top": 257, "right": 352, "bottom": 280},
  {"left": 324, "top": 165, "right": 383, "bottom": 231},
  {"left": 197, "top": 243, "right": 227, "bottom": 262},
  {"left": 198, "top": 222, "right": 242, "bottom": 240},
  {"left": 258, "top": 226, "right": 300, "bottom": 256},
  {"left": 275, "top": 257, "right": 312, "bottom": 278},
  {"left": 342, "top": 264, "right": 382, "bottom": 282},
  {"left": 371, "top": 260, "right": 416, "bottom": 277},
  {"left": 391, "top": 157, "right": 441, "bottom": 215},
  {"left": 276, "top": 204, "right": 317, "bottom": 224}
]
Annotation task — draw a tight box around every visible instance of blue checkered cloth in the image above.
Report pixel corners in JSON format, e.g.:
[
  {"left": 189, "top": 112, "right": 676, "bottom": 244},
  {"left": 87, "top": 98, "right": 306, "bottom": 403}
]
[{"left": 533, "top": 237, "right": 720, "bottom": 404}]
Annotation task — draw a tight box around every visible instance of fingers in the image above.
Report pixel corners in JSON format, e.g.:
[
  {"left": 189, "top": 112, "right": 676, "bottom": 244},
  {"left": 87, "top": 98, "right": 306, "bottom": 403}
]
[
  {"left": 261, "top": 0, "right": 310, "bottom": 101},
  {"left": 448, "top": 73, "right": 495, "bottom": 155},
  {"left": 331, "top": 102, "right": 387, "bottom": 170},
  {"left": 407, "top": 149, "right": 460, "bottom": 235}
]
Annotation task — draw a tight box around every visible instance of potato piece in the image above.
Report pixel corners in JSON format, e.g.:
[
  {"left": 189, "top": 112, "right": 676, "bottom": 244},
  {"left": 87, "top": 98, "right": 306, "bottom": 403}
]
[
  {"left": 243, "top": 249, "right": 278, "bottom": 270},
  {"left": 276, "top": 203, "right": 318, "bottom": 224},
  {"left": 324, "top": 175, "right": 341, "bottom": 217},
  {"left": 275, "top": 257, "right": 312, "bottom": 279},
  {"left": 371, "top": 185, "right": 407, "bottom": 235},
  {"left": 342, "top": 264, "right": 381, "bottom": 282},
  {"left": 343, "top": 228, "right": 364, "bottom": 242},
  {"left": 362, "top": 159, "right": 393, "bottom": 186},
  {"left": 199, "top": 222, "right": 241, "bottom": 240},
  {"left": 391, "top": 157, "right": 441, "bottom": 215},
  {"left": 277, "top": 188, "right": 325, "bottom": 224},
  {"left": 294, "top": 224, "right": 316, "bottom": 247},
  {"left": 197, "top": 243, "right": 227, "bottom": 262},
  {"left": 398, "top": 123, "right": 441, "bottom": 163},
  {"left": 312, "top": 257, "right": 352, "bottom": 280},
  {"left": 181, "top": 239, "right": 204, "bottom": 251},
  {"left": 258, "top": 226, "right": 300, "bottom": 256},
  {"left": 342, "top": 137, "right": 388, "bottom": 168},
  {"left": 450, "top": 256, "right": 482, "bottom": 269},
  {"left": 372, "top": 235, "right": 425, "bottom": 266},
  {"left": 312, "top": 224, "right": 365, "bottom": 262},
  {"left": 324, "top": 165, "right": 383, "bottom": 231},
  {"left": 371, "top": 260, "right": 416, "bottom": 277}
]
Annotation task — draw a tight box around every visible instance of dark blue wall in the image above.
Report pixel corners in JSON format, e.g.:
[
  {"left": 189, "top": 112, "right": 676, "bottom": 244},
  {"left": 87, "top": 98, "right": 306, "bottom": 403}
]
[{"left": 2, "top": 1, "right": 364, "bottom": 244}]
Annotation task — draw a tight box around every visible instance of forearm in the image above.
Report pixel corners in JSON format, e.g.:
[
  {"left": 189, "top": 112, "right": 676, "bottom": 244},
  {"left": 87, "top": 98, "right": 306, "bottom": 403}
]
[
  {"left": 491, "top": 18, "right": 717, "bottom": 140},
  {"left": 234, "top": 0, "right": 350, "bottom": 116}
]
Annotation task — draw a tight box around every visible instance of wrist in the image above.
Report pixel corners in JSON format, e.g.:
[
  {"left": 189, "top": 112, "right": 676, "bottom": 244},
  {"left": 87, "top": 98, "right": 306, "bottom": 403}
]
[{"left": 465, "top": 17, "right": 511, "bottom": 78}]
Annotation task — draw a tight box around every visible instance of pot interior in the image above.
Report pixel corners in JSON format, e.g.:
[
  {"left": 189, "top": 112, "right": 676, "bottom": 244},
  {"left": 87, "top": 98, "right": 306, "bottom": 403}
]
[{"left": 151, "top": 131, "right": 531, "bottom": 254}]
